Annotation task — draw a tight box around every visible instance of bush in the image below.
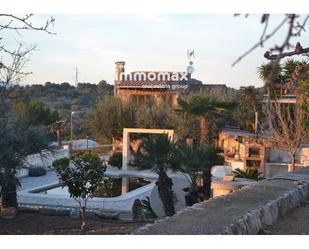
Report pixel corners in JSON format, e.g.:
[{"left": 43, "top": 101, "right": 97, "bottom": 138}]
[
  {"left": 28, "top": 167, "right": 46, "bottom": 177},
  {"left": 52, "top": 157, "right": 70, "bottom": 169},
  {"left": 232, "top": 168, "right": 264, "bottom": 181},
  {"left": 108, "top": 152, "right": 122, "bottom": 169}
]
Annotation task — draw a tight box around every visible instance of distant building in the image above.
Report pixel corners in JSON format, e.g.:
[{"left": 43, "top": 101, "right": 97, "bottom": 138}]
[
  {"left": 114, "top": 61, "right": 227, "bottom": 107},
  {"left": 218, "top": 127, "right": 309, "bottom": 178}
]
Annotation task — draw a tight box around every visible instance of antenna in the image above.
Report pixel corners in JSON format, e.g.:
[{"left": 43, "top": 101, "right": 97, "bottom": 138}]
[{"left": 186, "top": 49, "right": 195, "bottom": 76}]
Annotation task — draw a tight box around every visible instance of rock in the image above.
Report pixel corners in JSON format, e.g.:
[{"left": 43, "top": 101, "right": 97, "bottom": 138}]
[{"left": 0, "top": 207, "right": 17, "bottom": 220}]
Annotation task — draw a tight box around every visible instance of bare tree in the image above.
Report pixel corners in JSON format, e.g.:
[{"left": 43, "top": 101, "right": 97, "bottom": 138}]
[
  {"left": 0, "top": 14, "right": 55, "bottom": 103},
  {"left": 260, "top": 82, "right": 309, "bottom": 171},
  {"left": 233, "top": 14, "right": 309, "bottom": 172},
  {"left": 0, "top": 14, "right": 55, "bottom": 209}
]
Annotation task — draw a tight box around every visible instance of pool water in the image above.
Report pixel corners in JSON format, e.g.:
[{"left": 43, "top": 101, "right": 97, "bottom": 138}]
[{"left": 40, "top": 177, "right": 151, "bottom": 197}]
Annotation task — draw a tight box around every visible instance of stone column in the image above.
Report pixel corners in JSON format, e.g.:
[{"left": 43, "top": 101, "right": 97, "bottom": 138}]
[
  {"left": 122, "top": 177, "right": 129, "bottom": 195},
  {"left": 122, "top": 129, "right": 130, "bottom": 194}
]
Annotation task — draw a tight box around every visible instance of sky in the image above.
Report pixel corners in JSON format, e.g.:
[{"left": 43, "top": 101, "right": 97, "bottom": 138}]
[{"left": 1, "top": 14, "right": 309, "bottom": 89}]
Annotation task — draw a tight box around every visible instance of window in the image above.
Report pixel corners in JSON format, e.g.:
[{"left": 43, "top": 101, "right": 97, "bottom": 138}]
[{"left": 249, "top": 148, "right": 260, "bottom": 157}]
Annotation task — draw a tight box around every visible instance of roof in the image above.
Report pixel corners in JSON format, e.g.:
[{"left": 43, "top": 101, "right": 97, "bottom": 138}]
[
  {"left": 221, "top": 128, "right": 255, "bottom": 137},
  {"left": 118, "top": 80, "right": 190, "bottom": 88},
  {"left": 118, "top": 71, "right": 202, "bottom": 89}
]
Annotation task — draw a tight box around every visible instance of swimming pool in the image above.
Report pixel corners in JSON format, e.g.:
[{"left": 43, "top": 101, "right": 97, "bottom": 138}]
[{"left": 34, "top": 176, "right": 151, "bottom": 197}]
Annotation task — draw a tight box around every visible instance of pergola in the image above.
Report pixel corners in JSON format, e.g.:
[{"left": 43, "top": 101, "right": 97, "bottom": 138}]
[{"left": 121, "top": 128, "right": 174, "bottom": 194}]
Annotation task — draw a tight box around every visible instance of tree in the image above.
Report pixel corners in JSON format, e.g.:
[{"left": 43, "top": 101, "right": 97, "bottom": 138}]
[
  {"left": 96, "top": 80, "right": 114, "bottom": 96},
  {"left": 169, "top": 110, "right": 200, "bottom": 142},
  {"left": 87, "top": 97, "right": 136, "bottom": 144},
  {"left": 233, "top": 86, "right": 262, "bottom": 132},
  {"left": 257, "top": 60, "right": 308, "bottom": 93},
  {"left": 0, "top": 14, "right": 55, "bottom": 102},
  {"left": 53, "top": 152, "right": 106, "bottom": 230},
  {"left": 172, "top": 144, "right": 224, "bottom": 204},
  {"left": 260, "top": 88, "right": 309, "bottom": 171},
  {"left": 131, "top": 135, "right": 176, "bottom": 216},
  {"left": 0, "top": 119, "right": 50, "bottom": 208},
  {"left": 177, "top": 96, "right": 235, "bottom": 144},
  {"left": 0, "top": 14, "right": 55, "bottom": 208},
  {"left": 256, "top": 48, "right": 309, "bottom": 173},
  {"left": 135, "top": 101, "right": 173, "bottom": 129},
  {"left": 233, "top": 14, "right": 309, "bottom": 173},
  {"left": 11, "top": 101, "right": 59, "bottom": 128},
  {"left": 48, "top": 120, "right": 70, "bottom": 148}
]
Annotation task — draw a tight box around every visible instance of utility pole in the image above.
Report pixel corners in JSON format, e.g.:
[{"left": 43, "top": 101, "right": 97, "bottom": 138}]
[{"left": 74, "top": 67, "right": 78, "bottom": 87}]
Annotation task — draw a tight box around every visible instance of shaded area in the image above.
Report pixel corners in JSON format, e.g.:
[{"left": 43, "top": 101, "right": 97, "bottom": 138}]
[
  {"left": 135, "top": 168, "right": 309, "bottom": 234},
  {"left": 266, "top": 200, "right": 309, "bottom": 235},
  {"left": 0, "top": 210, "right": 147, "bottom": 235}
]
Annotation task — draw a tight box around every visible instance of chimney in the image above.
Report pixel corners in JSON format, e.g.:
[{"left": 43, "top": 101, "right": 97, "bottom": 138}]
[{"left": 114, "top": 61, "right": 125, "bottom": 97}]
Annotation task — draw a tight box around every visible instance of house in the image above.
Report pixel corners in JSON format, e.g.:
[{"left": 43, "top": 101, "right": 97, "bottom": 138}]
[
  {"left": 114, "top": 61, "right": 227, "bottom": 107},
  {"left": 218, "top": 127, "right": 309, "bottom": 177}
]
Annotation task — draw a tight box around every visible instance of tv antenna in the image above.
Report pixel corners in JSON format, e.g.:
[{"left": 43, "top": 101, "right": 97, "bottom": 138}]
[
  {"left": 187, "top": 50, "right": 195, "bottom": 75},
  {"left": 187, "top": 49, "right": 195, "bottom": 62}
]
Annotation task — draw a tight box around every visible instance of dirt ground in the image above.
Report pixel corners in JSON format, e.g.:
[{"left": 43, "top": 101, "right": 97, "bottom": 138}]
[
  {"left": 266, "top": 201, "right": 309, "bottom": 235},
  {"left": 0, "top": 210, "right": 148, "bottom": 235}
]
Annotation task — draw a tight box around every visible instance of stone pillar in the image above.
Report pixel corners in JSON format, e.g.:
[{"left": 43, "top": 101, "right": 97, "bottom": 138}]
[
  {"left": 288, "top": 164, "right": 294, "bottom": 172},
  {"left": 122, "top": 130, "right": 130, "bottom": 171},
  {"left": 122, "top": 129, "right": 130, "bottom": 194},
  {"left": 122, "top": 177, "right": 129, "bottom": 195}
]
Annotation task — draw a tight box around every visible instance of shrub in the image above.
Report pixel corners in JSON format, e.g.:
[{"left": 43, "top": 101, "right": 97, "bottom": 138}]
[
  {"left": 232, "top": 168, "right": 264, "bottom": 181},
  {"left": 52, "top": 157, "right": 70, "bottom": 169},
  {"left": 108, "top": 152, "right": 122, "bottom": 169},
  {"left": 28, "top": 167, "right": 46, "bottom": 177}
]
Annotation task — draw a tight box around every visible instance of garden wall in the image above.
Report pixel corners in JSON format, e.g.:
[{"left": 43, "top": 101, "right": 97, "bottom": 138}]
[{"left": 134, "top": 167, "right": 309, "bottom": 235}]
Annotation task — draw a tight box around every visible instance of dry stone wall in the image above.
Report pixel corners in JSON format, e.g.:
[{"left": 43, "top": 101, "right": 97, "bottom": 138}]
[{"left": 134, "top": 168, "right": 309, "bottom": 235}]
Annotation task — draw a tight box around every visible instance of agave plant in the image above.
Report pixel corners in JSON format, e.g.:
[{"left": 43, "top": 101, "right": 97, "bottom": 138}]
[{"left": 232, "top": 168, "right": 264, "bottom": 181}]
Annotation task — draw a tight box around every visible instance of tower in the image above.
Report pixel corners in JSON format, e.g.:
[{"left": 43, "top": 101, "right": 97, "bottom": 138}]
[{"left": 114, "top": 61, "right": 125, "bottom": 96}]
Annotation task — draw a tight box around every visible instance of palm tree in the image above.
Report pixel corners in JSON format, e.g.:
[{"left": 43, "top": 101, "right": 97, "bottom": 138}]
[
  {"left": 172, "top": 144, "right": 224, "bottom": 204},
  {"left": 131, "top": 135, "right": 176, "bottom": 216},
  {"left": 234, "top": 86, "right": 261, "bottom": 132},
  {"left": 48, "top": 120, "right": 69, "bottom": 148},
  {"left": 257, "top": 61, "right": 283, "bottom": 84},
  {"left": 258, "top": 61, "right": 285, "bottom": 98},
  {"left": 177, "top": 96, "right": 234, "bottom": 144}
]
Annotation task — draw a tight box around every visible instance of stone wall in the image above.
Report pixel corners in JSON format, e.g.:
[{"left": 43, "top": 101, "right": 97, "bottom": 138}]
[{"left": 134, "top": 167, "right": 309, "bottom": 235}]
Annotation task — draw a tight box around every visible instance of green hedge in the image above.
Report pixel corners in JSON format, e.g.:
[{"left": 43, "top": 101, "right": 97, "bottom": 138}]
[{"left": 28, "top": 167, "right": 47, "bottom": 177}]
